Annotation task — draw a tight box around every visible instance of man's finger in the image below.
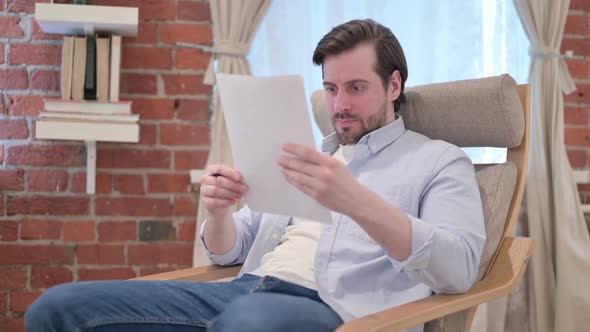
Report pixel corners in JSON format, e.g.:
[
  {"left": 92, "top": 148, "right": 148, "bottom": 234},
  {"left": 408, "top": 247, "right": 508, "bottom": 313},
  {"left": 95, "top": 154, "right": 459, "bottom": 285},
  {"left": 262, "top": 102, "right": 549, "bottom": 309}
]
[
  {"left": 201, "top": 185, "right": 244, "bottom": 200},
  {"left": 206, "top": 164, "right": 242, "bottom": 182},
  {"left": 201, "top": 175, "right": 248, "bottom": 194},
  {"left": 282, "top": 143, "right": 329, "bottom": 165},
  {"left": 277, "top": 155, "right": 321, "bottom": 177}
]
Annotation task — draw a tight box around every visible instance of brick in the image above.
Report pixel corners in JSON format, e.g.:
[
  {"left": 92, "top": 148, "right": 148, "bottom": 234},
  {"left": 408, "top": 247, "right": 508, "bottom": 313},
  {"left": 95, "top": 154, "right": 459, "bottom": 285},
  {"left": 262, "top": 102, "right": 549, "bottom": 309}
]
[
  {"left": 571, "top": 0, "right": 590, "bottom": 11},
  {"left": 0, "top": 221, "right": 19, "bottom": 241},
  {"left": 31, "top": 267, "right": 73, "bottom": 289},
  {"left": 76, "top": 244, "right": 126, "bottom": 265},
  {"left": 567, "top": 149, "right": 587, "bottom": 168},
  {"left": 174, "top": 150, "right": 209, "bottom": 171},
  {"left": 31, "top": 70, "right": 60, "bottom": 91},
  {"left": 28, "top": 169, "right": 68, "bottom": 192},
  {"left": 139, "top": 124, "right": 157, "bottom": 145},
  {"left": 565, "top": 128, "right": 590, "bottom": 147},
  {"left": 565, "top": 15, "right": 588, "bottom": 35},
  {"left": 7, "top": 195, "right": 89, "bottom": 216},
  {"left": 178, "top": 1, "right": 210, "bottom": 21},
  {"left": 96, "top": 0, "right": 175, "bottom": 20},
  {"left": 175, "top": 99, "right": 210, "bottom": 122},
  {"left": 7, "top": 0, "right": 47, "bottom": 13},
  {"left": 561, "top": 38, "right": 590, "bottom": 57},
  {"left": 0, "top": 318, "right": 24, "bottom": 332},
  {"left": 20, "top": 219, "right": 61, "bottom": 240},
  {"left": 70, "top": 172, "right": 111, "bottom": 194},
  {"left": 122, "top": 47, "right": 172, "bottom": 69},
  {"left": 0, "top": 146, "right": 3, "bottom": 164},
  {"left": 78, "top": 268, "right": 136, "bottom": 281},
  {"left": 0, "top": 169, "right": 25, "bottom": 191},
  {"left": 131, "top": 98, "right": 174, "bottom": 120},
  {"left": 0, "top": 69, "right": 27, "bottom": 90},
  {"left": 0, "top": 292, "right": 6, "bottom": 315},
  {"left": 160, "top": 124, "right": 210, "bottom": 146},
  {"left": 63, "top": 221, "right": 95, "bottom": 242},
  {"left": 10, "top": 291, "right": 41, "bottom": 313},
  {"left": 97, "top": 221, "right": 137, "bottom": 242},
  {"left": 148, "top": 174, "right": 191, "bottom": 193},
  {"left": 124, "top": 22, "right": 157, "bottom": 44},
  {"left": 6, "top": 95, "right": 44, "bottom": 116},
  {"left": 97, "top": 149, "right": 170, "bottom": 169},
  {"left": 174, "top": 195, "right": 198, "bottom": 217},
  {"left": 160, "top": 23, "right": 212, "bottom": 45},
  {"left": 138, "top": 220, "right": 176, "bottom": 241},
  {"left": 176, "top": 48, "right": 210, "bottom": 70},
  {"left": 120, "top": 73, "right": 157, "bottom": 95},
  {"left": 0, "top": 119, "right": 28, "bottom": 139},
  {"left": 177, "top": 220, "right": 196, "bottom": 241},
  {"left": 565, "top": 106, "right": 588, "bottom": 125},
  {"left": 163, "top": 74, "right": 212, "bottom": 95},
  {"left": 113, "top": 174, "right": 144, "bottom": 195},
  {"left": 0, "top": 44, "right": 4, "bottom": 64},
  {"left": 566, "top": 59, "right": 590, "bottom": 80},
  {"left": 32, "top": 20, "right": 61, "bottom": 40},
  {"left": 95, "top": 197, "right": 173, "bottom": 217},
  {"left": 0, "top": 17, "right": 24, "bottom": 38},
  {"left": 6, "top": 145, "right": 85, "bottom": 167},
  {"left": 138, "top": 267, "right": 175, "bottom": 277},
  {"left": 127, "top": 243, "right": 193, "bottom": 265},
  {"left": 9, "top": 43, "right": 61, "bottom": 66},
  {"left": 0, "top": 244, "right": 74, "bottom": 264},
  {"left": 0, "top": 268, "right": 26, "bottom": 289}
]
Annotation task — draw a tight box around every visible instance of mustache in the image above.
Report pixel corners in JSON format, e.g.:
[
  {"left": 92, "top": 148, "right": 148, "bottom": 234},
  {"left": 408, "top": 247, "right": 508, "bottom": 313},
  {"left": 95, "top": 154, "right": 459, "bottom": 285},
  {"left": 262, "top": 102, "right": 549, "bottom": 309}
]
[{"left": 333, "top": 112, "right": 359, "bottom": 120}]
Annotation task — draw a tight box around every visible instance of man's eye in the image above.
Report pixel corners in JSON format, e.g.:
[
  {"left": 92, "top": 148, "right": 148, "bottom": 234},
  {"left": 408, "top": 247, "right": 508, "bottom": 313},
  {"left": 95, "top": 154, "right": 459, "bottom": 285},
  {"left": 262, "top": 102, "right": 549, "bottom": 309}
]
[
  {"left": 352, "top": 85, "right": 364, "bottom": 91},
  {"left": 325, "top": 86, "right": 336, "bottom": 94}
]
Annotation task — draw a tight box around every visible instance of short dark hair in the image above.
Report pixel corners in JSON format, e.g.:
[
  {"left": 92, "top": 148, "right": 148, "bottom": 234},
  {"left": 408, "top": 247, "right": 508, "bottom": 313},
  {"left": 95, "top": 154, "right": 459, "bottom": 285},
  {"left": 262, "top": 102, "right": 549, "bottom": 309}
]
[{"left": 313, "top": 19, "right": 408, "bottom": 112}]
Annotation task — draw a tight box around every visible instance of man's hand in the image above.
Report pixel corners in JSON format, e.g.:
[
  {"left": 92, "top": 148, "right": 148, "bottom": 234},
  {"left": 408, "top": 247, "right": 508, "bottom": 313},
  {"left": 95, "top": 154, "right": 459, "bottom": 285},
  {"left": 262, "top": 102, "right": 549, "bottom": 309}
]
[
  {"left": 200, "top": 164, "right": 249, "bottom": 218},
  {"left": 278, "top": 142, "right": 363, "bottom": 216}
]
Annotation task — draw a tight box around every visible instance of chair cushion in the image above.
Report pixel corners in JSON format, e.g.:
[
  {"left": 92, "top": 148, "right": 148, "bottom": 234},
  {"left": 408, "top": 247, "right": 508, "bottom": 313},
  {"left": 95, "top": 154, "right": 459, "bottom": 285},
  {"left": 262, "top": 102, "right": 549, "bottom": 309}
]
[
  {"left": 310, "top": 74, "right": 524, "bottom": 148},
  {"left": 475, "top": 162, "right": 517, "bottom": 280}
]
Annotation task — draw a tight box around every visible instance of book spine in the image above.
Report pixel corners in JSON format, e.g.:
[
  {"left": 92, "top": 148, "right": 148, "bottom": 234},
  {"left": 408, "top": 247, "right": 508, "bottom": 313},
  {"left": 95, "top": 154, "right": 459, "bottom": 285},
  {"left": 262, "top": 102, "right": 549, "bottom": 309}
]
[
  {"left": 109, "top": 35, "right": 122, "bottom": 102},
  {"left": 84, "top": 35, "right": 96, "bottom": 100},
  {"left": 60, "top": 36, "right": 75, "bottom": 100}
]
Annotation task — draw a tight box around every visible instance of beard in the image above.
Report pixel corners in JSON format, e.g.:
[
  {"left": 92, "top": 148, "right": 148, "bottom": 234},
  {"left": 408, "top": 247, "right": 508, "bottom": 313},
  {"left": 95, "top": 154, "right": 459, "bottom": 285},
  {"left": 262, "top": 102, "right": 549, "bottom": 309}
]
[{"left": 332, "top": 98, "right": 390, "bottom": 145}]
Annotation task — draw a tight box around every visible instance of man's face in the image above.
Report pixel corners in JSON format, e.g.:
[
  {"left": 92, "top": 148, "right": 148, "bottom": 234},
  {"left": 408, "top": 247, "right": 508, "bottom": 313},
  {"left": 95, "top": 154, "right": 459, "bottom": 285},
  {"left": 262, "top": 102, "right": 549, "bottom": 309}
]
[{"left": 322, "top": 43, "right": 401, "bottom": 145}]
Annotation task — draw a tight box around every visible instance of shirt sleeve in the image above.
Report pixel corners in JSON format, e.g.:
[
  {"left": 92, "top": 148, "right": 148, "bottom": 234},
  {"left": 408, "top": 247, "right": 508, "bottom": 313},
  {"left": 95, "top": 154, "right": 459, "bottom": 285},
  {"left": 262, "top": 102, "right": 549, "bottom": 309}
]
[
  {"left": 200, "top": 205, "right": 263, "bottom": 266},
  {"left": 389, "top": 144, "right": 486, "bottom": 294}
]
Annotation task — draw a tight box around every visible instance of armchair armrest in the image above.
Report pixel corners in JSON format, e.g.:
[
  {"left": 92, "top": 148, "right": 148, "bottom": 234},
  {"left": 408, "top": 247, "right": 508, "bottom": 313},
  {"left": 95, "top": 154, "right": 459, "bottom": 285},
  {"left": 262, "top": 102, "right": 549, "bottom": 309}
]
[
  {"left": 337, "top": 236, "right": 534, "bottom": 332},
  {"left": 132, "top": 264, "right": 242, "bottom": 282}
]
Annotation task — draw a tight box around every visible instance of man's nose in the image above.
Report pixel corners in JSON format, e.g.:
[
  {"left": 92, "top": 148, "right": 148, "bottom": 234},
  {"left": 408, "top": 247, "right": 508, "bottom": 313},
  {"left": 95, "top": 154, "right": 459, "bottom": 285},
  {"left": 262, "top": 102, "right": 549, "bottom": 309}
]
[{"left": 333, "top": 92, "right": 351, "bottom": 112}]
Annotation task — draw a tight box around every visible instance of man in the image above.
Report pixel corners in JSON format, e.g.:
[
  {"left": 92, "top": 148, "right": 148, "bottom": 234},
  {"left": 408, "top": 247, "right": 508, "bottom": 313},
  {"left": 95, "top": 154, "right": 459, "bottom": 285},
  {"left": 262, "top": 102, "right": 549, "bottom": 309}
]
[{"left": 26, "top": 19, "right": 485, "bottom": 332}]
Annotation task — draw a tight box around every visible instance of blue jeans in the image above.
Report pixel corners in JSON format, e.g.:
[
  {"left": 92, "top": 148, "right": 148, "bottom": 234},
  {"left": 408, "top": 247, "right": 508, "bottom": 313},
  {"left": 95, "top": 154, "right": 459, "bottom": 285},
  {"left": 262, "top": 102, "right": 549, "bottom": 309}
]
[{"left": 25, "top": 273, "right": 343, "bottom": 332}]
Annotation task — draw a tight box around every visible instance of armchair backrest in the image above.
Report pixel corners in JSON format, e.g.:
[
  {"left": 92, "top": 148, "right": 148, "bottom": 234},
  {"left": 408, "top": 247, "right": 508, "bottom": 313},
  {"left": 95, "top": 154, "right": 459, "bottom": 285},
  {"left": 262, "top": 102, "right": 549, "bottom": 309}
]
[{"left": 310, "top": 74, "right": 530, "bottom": 332}]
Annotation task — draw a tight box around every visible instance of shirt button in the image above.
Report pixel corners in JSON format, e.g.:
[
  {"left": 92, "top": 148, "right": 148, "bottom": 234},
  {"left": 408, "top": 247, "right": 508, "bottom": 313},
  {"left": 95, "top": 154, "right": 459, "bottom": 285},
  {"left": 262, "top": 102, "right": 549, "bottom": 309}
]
[{"left": 272, "top": 233, "right": 279, "bottom": 240}]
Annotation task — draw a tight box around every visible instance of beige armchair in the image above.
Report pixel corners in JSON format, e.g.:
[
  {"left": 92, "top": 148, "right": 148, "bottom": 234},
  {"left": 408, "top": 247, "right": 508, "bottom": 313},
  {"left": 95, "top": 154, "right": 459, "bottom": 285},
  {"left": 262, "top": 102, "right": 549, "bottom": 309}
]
[{"left": 135, "top": 74, "right": 533, "bottom": 332}]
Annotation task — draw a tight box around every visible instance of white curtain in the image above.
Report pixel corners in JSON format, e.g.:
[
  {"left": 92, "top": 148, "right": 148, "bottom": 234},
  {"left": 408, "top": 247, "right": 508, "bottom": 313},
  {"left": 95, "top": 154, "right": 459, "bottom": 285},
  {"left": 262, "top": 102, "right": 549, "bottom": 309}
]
[
  {"left": 193, "top": 0, "right": 272, "bottom": 266},
  {"left": 514, "top": 1, "right": 590, "bottom": 331}
]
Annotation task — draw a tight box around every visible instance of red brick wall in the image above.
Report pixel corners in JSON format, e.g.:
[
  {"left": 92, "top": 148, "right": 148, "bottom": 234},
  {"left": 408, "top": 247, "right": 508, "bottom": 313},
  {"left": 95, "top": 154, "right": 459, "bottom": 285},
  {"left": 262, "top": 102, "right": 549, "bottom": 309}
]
[
  {"left": 564, "top": 2, "right": 590, "bottom": 206},
  {"left": 0, "top": 1, "right": 212, "bottom": 330}
]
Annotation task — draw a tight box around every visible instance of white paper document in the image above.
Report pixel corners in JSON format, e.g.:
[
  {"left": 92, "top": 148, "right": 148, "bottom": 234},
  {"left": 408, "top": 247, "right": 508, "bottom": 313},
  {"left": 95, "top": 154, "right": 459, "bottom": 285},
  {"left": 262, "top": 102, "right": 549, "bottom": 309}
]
[{"left": 216, "top": 74, "right": 332, "bottom": 223}]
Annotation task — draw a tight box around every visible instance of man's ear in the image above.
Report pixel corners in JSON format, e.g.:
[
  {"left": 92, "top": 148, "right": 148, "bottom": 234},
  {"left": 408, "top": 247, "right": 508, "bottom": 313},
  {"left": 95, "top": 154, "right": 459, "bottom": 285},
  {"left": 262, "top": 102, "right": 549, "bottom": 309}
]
[{"left": 389, "top": 70, "right": 402, "bottom": 102}]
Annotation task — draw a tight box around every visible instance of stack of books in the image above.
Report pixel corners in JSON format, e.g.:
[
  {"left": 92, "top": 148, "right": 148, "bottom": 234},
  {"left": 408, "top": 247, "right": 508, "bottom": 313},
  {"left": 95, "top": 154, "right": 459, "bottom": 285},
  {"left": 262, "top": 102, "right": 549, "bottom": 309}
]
[{"left": 37, "top": 34, "right": 139, "bottom": 143}]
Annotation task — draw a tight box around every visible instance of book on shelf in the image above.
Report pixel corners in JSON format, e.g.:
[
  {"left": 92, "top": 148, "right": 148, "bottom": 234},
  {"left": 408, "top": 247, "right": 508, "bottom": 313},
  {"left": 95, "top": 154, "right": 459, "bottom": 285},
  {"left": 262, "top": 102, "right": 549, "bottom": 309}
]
[
  {"left": 39, "top": 111, "right": 138, "bottom": 123},
  {"left": 84, "top": 35, "right": 96, "bottom": 100},
  {"left": 71, "top": 36, "right": 87, "bottom": 101},
  {"left": 43, "top": 98, "right": 132, "bottom": 115},
  {"left": 36, "top": 120, "right": 139, "bottom": 143},
  {"left": 109, "top": 35, "right": 122, "bottom": 102},
  {"left": 96, "top": 36, "right": 110, "bottom": 102},
  {"left": 60, "top": 36, "right": 74, "bottom": 100}
]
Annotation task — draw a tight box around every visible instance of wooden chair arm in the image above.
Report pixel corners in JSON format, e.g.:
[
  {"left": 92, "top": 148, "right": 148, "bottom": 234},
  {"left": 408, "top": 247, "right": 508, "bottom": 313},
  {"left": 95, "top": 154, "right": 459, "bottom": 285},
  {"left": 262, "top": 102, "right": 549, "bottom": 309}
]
[
  {"left": 337, "top": 236, "right": 534, "bottom": 332},
  {"left": 132, "top": 264, "right": 242, "bottom": 282}
]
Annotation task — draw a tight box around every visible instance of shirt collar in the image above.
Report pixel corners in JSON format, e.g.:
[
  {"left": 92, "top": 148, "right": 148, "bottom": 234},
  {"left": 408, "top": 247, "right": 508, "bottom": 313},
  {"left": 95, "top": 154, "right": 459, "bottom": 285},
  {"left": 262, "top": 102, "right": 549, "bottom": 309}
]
[{"left": 321, "top": 115, "right": 407, "bottom": 155}]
